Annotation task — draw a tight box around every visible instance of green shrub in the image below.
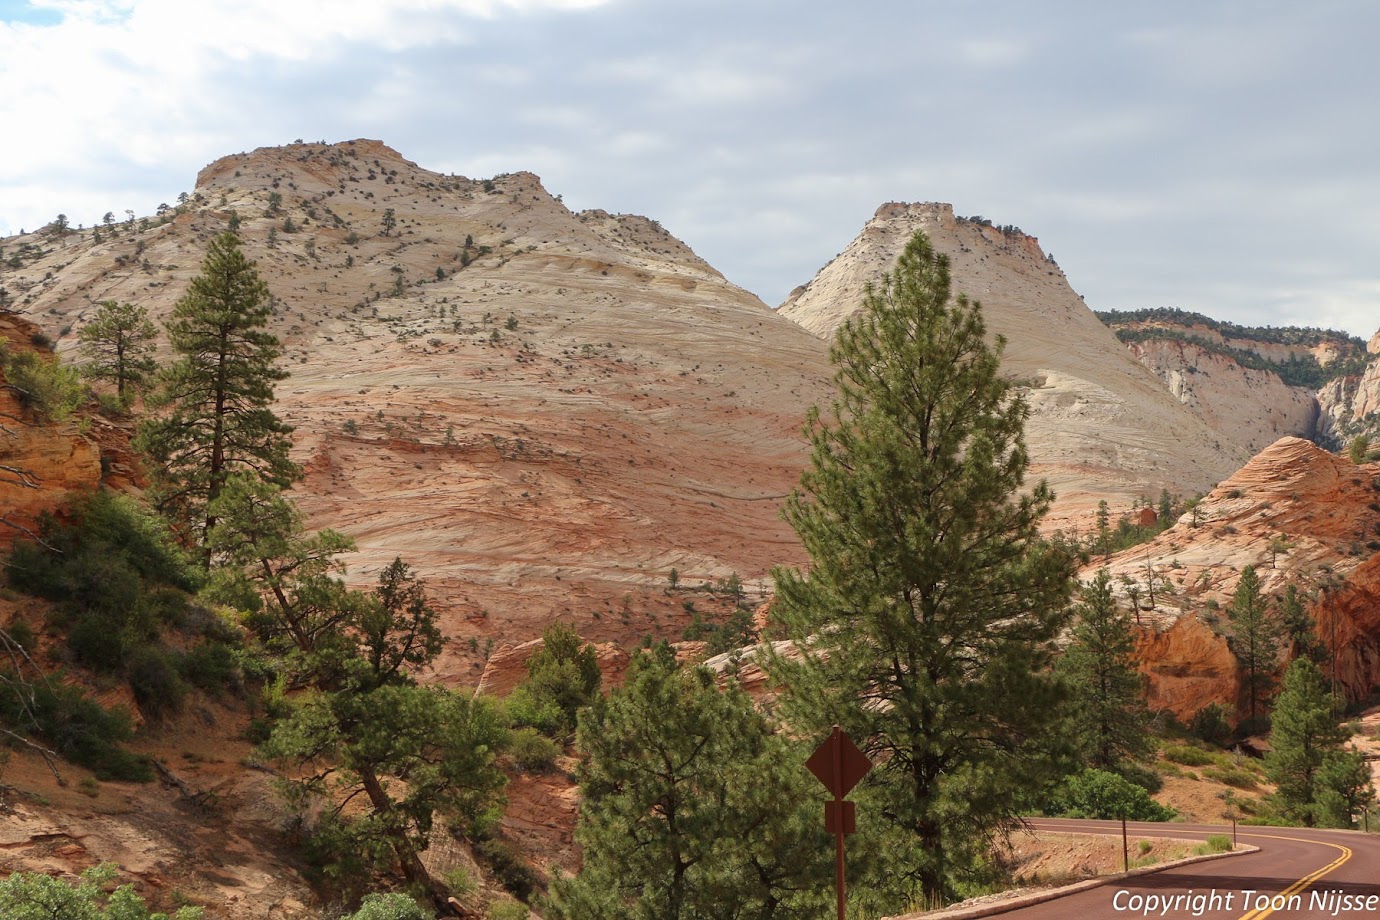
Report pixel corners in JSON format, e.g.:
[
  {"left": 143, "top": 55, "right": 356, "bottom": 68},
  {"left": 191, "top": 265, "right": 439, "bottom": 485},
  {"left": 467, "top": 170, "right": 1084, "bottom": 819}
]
[
  {"left": 1164, "top": 745, "right": 1215, "bottom": 767},
  {"left": 0, "top": 340, "right": 85, "bottom": 422},
  {"left": 1202, "top": 765, "right": 1259, "bottom": 789},
  {"left": 0, "top": 863, "right": 203, "bottom": 918},
  {"left": 508, "top": 727, "right": 559, "bottom": 772},
  {"left": 0, "top": 679, "right": 151, "bottom": 781},
  {"left": 126, "top": 644, "right": 187, "bottom": 719},
  {"left": 182, "top": 641, "right": 240, "bottom": 694},
  {"left": 475, "top": 838, "right": 536, "bottom": 901},
  {"left": 488, "top": 900, "right": 529, "bottom": 920},
  {"left": 68, "top": 613, "right": 132, "bottom": 672},
  {"left": 1049, "top": 769, "right": 1177, "bottom": 821},
  {"left": 342, "top": 892, "right": 434, "bottom": 920},
  {"left": 1190, "top": 704, "right": 1233, "bottom": 744},
  {"left": 1194, "top": 834, "right": 1233, "bottom": 854},
  {"left": 1116, "top": 761, "right": 1164, "bottom": 794}
]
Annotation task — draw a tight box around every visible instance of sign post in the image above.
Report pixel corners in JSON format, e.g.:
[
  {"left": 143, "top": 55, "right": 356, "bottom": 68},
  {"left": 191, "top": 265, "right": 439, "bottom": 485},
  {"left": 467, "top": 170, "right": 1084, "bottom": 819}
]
[{"left": 806, "top": 725, "right": 872, "bottom": 920}]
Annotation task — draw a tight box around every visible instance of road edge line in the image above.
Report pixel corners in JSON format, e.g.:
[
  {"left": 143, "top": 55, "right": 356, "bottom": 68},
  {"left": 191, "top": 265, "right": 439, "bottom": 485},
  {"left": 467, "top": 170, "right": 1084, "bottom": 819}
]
[{"left": 889, "top": 844, "right": 1260, "bottom": 920}]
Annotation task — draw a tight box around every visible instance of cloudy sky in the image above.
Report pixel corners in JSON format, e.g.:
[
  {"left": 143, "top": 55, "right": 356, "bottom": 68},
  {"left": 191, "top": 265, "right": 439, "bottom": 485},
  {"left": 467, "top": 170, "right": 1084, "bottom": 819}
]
[{"left": 2, "top": 0, "right": 1377, "bottom": 335}]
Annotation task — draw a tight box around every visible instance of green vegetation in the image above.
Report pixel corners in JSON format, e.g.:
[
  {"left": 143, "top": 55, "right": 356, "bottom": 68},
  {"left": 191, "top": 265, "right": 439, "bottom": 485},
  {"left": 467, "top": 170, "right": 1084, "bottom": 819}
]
[
  {"left": 1047, "top": 769, "right": 1175, "bottom": 822},
  {"left": 1264, "top": 658, "right": 1375, "bottom": 827},
  {"left": 1056, "top": 569, "right": 1152, "bottom": 771},
  {"left": 1096, "top": 309, "right": 1369, "bottom": 389},
  {"left": 206, "top": 475, "right": 507, "bottom": 910},
  {"left": 0, "top": 863, "right": 203, "bottom": 919},
  {"left": 547, "top": 644, "right": 828, "bottom": 920},
  {"left": 766, "top": 230, "right": 1076, "bottom": 906},
  {"left": 1096, "top": 307, "right": 1364, "bottom": 350},
  {"left": 504, "top": 622, "right": 601, "bottom": 739},
  {"left": 1194, "top": 835, "right": 1233, "bottom": 855},
  {"left": 3, "top": 491, "right": 228, "bottom": 739},
  {"left": 77, "top": 299, "right": 159, "bottom": 404},
  {"left": 1227, "top": 566, "right": 1279, "bottom": 731},
  {"left": 341, "top": 893, "right": 433, "bottom": 920},
  {"left": 0, "top": 337, "right": 85, "bottom": 422},
  {"left": 136, "top": 230, "right": 299, "bottom": 558}
]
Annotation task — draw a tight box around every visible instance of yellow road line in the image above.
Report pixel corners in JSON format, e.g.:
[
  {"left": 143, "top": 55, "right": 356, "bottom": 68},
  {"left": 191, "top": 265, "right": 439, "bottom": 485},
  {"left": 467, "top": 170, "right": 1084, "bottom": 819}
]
[{"left": 1234, "top": 831, "right": 1352, "bottom": 920}]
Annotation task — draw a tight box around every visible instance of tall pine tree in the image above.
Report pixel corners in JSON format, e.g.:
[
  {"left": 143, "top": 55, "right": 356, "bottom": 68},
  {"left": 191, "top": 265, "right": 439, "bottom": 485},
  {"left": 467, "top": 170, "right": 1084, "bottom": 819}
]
[
  {"left": 1056, "top": 568, "right": 1151, "bottom": 770},
  {"left": 1265, "top": 657, "right": 1374, "bottom": 827},
  {"left": 548, "top": 645, "right": 830, "bottom": 920},
  {"left": 1227, "top": 565, "right": 1279, "bottom": 730},
  {"left": 766, "top": 230, "right": 1076, "bottom": 906},
  {"left": 136, "top": 231, "right": 297, "bottom": 559}
]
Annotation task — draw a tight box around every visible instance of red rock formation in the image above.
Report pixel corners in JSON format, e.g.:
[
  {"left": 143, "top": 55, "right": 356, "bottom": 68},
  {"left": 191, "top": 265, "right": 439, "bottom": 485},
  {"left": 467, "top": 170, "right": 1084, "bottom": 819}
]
[
  {"left": 1134, "top": 616, "right": 1239, "bottom": 723},
  {"left": 1089, "top": 436, "right": 1380, "bottom": 720},
  {"left": 0, "top": 314, "right": 101, "bottom": 548}
]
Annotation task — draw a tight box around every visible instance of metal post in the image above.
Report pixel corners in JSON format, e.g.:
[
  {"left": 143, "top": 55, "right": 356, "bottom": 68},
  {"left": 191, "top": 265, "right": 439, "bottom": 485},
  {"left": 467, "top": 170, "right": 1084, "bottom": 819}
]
[
  {"left": 1232, "top": 816, "right": 1238, "bottom": 849},
  {"left": 1121, "top": 817, "right": 1129, "bottom": 873},
  {"left": 834, "top": 726, "right": 846, "bottom": 920}
]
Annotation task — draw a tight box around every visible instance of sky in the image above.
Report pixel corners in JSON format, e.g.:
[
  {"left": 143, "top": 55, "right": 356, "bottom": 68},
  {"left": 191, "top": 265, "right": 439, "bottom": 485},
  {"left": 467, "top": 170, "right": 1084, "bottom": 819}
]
[{"left": 2, "top": 0, "right": 1378, "bottom": 336}]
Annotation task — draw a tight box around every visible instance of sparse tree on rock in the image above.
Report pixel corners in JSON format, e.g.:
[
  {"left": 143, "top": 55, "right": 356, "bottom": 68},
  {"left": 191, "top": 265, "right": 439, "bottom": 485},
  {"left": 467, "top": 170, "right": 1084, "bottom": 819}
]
[
  {"left": 77, "top": 299, "right": 159, "bottom": 405},
  {"left": 1227, "top": 565, "right": 1280, "bottom": 730},
  {"left": 766, "top": 230, "right": 1076, "bottom": 906},
  {"left": 135, "top": 231, "right": 298, "bottom": 561}
]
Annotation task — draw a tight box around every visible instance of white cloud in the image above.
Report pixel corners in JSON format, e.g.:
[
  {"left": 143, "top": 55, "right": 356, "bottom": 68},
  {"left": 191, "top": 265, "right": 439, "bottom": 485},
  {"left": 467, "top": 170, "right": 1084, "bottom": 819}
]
[{"left": 0, "top": 0, "right": 614, "bottom": 232}]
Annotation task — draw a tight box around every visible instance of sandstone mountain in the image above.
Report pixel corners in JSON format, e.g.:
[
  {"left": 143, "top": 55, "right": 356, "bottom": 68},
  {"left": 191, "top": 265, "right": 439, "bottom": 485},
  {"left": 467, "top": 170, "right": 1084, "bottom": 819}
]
[
  {"left": 7, "top": 141, "right": 1380, "bottom": 917},
  {"left": 3, "top": 139, "right": 837, "bottom": 680},
  {"left": 777, "top": 203, "right": 1256, "bottom": 530}
]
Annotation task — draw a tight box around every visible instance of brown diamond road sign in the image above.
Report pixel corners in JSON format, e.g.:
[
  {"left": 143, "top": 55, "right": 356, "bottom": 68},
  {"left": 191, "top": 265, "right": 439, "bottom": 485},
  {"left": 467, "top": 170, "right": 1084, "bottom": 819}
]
[{"left": 806, "top": 725, "right": 871, "bottom": 800}]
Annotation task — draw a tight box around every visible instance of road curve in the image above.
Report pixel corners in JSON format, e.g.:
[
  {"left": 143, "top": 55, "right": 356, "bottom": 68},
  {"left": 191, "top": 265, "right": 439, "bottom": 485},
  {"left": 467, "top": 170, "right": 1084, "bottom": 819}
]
[{"left": 998, "top": 819, "right": 1380, "bottom": 920}]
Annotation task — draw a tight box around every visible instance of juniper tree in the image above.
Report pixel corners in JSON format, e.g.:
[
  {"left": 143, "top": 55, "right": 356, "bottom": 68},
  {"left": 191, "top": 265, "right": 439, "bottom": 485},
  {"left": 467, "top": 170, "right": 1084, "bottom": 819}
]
[
  {"left": 135, "top": 231, "right": 298, "bottom": 559},
  {"left": 766, "top": 230, "right": 1076, "bottom": 906},
  {"left": 77, "top": 299, "right": 159, "bottom": 404},
  {"left": 1056, "top": 569, "right": 1151, "bottom": 771},
  {"left": 207, "top": 474, "right": 505, "bottom": 909}
]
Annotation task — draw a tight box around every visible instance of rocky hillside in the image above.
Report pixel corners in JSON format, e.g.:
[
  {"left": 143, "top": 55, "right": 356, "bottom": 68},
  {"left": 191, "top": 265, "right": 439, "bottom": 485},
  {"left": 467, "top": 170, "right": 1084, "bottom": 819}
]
[
  {"left": 1, "top": 139, "right": 837, "bottom": 681},
  {"left": 0, "top": 313, "right": 103, "bottom": 545},
  {"left": 778, "top": 203, "right": 1256, "bottom": 528},
  {"left": 1083, "top": 436, "right": 1380, "bottom": 721},
  {"left": 1098, "top": 308, "right": 1380, "bottom": 450}
]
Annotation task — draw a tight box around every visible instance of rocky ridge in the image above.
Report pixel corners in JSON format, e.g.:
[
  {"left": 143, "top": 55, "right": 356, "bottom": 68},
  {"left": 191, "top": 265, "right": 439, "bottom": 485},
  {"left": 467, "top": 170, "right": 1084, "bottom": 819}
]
[
  {"left": 777, "top": 202, "right": 1256, "bottom": 528},
  {"left": 1084, "top": 436, "right": 1380, "bottom": 720}
]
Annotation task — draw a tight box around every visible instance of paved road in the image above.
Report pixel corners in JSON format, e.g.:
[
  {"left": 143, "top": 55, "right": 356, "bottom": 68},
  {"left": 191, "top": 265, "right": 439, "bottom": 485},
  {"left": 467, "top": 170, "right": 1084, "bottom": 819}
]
[{"left": 1006, "top": 819, "right": 1380, "bottom": 920}]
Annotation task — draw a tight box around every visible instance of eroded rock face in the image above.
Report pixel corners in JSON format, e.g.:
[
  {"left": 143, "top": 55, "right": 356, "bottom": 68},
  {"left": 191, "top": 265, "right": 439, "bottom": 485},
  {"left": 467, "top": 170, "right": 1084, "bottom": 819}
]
[
  {"left": 0, "top": 314, "right": 101, "bottom": 548},
  {"left": 1317, "top": 354, "right": 1380, "bottom": 446},
  {"left": 1125, "top": 338, "right": 1317, "bottom": 457},
  {"left": 1086, "top": 436, "right": 1380, "bottom": 721},
  {"left": 777, "top": 202, "right": 1255, "bottom": 530}
]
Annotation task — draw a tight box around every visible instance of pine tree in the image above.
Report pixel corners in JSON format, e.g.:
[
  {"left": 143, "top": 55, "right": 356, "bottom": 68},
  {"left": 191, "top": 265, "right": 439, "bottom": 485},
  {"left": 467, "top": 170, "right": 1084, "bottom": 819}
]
[
  {"left": 506, "top": 622, "right": 602, "bottom": 738},
  {"left": 1265, "top": 657, "right": 1375, "bottom": 827},
  {"left": 1056, "top": 569, "right": 1151, "bottom": 770},
  {"left": 77, "top": 299, "right": 159, "bottom": 404},
  {"left": 135, "top": 231, "right": 298, "bottom": 558},
  {"left": 1227, "top": 565, "right": 1279, "bottom": 730},
  {"left": 548, "top": 645, "right": 829, "bottom": 920},
  {"left": 766, "top": 230, "right": 1076, "bottom": 905},
  {"left": 207, "top": 474, "right": 506, "bottom": 909}
]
